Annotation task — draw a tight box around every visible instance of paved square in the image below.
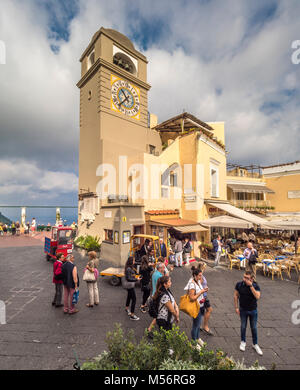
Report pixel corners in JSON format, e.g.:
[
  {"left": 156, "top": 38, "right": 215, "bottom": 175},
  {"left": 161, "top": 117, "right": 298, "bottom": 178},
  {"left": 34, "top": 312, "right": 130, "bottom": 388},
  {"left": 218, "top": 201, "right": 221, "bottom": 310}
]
[{"left": 0, "top": 240, "right": 299, "bottom": 370}]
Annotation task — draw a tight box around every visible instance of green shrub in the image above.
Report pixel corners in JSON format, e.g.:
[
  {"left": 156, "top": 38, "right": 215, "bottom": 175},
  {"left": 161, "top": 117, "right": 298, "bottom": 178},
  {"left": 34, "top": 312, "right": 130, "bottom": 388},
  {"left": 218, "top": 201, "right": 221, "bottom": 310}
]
[
  {"left": 159, "top": 358, "right": 207, "bottom": 370},
  {"left": 81, "top": 324, "right": 266, "bottom": 371},
  {"left": 74, "top": 235, "right": 101, "bottom": 251}
]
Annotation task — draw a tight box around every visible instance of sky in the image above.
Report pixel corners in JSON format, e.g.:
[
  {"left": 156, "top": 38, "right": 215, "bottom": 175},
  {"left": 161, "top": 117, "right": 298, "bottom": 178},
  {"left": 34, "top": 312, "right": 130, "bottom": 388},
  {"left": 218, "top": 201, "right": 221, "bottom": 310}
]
[{"left": 0, "top": 0, "right": 299, "bottom": 208}]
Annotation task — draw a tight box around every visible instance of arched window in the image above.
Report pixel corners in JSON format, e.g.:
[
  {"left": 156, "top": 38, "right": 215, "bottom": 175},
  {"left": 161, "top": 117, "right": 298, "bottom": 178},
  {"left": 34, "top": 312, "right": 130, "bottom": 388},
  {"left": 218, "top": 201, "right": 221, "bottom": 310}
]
[
  {"left": 161, "top": 163, "right": 182, "bottom": 198},
  {"left": 87, "top": 50, "right": 95, "bottom": 70},
  {"left": 113, "top": 52, "right": 137, "bottom": 76}
]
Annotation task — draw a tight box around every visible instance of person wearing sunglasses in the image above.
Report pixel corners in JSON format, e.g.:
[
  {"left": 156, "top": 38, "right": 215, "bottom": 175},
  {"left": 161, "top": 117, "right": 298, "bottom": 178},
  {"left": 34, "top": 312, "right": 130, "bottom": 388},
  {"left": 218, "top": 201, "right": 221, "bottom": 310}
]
[{"left": 234, "top": 271, "right": 262, "bottom": 356}]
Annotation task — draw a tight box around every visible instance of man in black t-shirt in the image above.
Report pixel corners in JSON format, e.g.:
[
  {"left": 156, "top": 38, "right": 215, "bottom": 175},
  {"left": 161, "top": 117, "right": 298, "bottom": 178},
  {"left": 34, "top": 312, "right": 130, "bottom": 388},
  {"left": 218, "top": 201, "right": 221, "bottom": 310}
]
[{"left": 234, "top": 271, "right": 263, "bottom": 356}]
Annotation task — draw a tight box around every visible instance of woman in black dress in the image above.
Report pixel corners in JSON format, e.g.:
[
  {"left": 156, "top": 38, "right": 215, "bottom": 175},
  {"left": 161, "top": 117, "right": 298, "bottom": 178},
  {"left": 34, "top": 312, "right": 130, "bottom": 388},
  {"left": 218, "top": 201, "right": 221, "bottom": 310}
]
[{"left": 139, "top": 255, "right": 154, "bottom": 313}]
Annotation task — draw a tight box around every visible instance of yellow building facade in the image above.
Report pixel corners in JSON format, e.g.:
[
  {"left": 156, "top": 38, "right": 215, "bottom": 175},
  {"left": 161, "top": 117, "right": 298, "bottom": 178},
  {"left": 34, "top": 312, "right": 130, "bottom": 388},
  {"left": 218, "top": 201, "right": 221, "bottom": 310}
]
[
  {"left": 226, "top": 165, "right": 275, "bottom": 213},
  {"left": 262, "top": 161, "right": 300, "bottom": 218}
]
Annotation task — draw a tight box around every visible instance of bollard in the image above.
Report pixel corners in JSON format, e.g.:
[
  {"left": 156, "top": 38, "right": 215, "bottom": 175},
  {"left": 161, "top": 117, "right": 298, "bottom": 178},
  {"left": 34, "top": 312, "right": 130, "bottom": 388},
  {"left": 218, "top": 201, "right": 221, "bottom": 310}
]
[{"left": 0, "top": 300, "right": 6, "bottom": 325}]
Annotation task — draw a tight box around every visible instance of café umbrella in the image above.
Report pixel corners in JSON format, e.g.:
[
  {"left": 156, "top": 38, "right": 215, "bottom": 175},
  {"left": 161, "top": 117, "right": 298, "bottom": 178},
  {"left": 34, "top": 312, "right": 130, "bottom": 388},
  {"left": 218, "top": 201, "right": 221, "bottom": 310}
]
[{"left": 200, "top": 215, "right": 254, "bottom": 229}]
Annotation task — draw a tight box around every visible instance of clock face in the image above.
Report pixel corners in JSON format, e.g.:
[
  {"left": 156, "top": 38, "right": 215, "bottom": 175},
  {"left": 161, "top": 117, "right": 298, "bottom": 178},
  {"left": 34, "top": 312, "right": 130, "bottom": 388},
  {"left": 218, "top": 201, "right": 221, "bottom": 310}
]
[{"left": 111, "top": 75, "right": 140, "bottom": 120}]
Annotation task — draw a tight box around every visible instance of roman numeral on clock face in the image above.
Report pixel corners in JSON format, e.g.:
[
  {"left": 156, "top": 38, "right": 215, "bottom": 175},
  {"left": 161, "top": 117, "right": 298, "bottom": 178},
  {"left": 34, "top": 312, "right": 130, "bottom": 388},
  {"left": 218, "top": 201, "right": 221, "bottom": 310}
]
[{"left": 111, "top": 77, "right": 140, "bottom": 118}]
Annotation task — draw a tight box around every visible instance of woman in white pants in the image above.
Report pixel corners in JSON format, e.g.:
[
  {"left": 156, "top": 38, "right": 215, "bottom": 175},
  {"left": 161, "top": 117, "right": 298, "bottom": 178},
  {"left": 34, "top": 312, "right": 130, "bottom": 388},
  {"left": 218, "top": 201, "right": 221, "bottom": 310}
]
[{"left": 85, "top": 252, "right": 99, "bottom": 307}]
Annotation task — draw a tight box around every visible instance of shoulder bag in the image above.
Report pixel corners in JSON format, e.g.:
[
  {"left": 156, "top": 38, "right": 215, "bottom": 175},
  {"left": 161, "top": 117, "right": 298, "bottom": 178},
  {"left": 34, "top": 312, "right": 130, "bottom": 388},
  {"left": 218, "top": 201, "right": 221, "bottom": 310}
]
[
  {"left": 179, "top": 282, "right": 200, "bottom": 318},
  {"left": 83, "top": 268, "right": 96, "bottom": 282}
]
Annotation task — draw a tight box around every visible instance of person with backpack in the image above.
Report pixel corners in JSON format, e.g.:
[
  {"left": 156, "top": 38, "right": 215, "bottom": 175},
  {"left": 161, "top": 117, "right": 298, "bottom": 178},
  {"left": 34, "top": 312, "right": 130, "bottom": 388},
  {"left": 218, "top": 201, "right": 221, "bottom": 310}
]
[
  {"left": 153, "top": 276, "right": 179, "bottom": 331},
  {"left": 62, "top": 254, "right": 79, "bottom": 315},
  {"left": 139, "top": 255, "right": 154, "bottom": 313},
  {"left": 151, "top": 262, "right": 166, "bottom": 296},
  {"left": 11, "top": 222, "right": 16, "bottom": 236},
  {"left": 243, "top": 242, "right": 259, "bottom": 280},
  {"left": 146, "top": 262, "right": 166, "bottom": 334},
  {"left": 3, "top": 224, "right": 7, "bottom": 236},
  {"left": 212, "top": 235, "right": 223, "bottom": 267},
  {"left": 52, "top": 253, "right": 65, "bottom": 308}
]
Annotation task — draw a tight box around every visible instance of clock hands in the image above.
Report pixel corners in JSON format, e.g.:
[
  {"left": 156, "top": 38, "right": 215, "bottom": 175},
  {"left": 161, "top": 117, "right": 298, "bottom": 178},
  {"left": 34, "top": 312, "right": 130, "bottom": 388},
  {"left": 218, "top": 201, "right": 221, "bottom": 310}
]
[
  {"left": 118, "top": 95, "right": 129, "bottom": 106},
  {"left": 118, "top": 89, "right": 130, "bottom": 106},
  {"left": 121, "top": 88, "right": 127, "bottom": 100}
]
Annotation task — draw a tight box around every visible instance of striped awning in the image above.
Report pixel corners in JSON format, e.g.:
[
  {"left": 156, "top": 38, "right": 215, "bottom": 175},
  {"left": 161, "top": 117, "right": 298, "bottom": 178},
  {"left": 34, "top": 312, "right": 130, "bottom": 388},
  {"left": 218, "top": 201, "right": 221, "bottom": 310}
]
[
  {"left": 200, "top": 215, "right": 254, "bottom": 229},
  {"left": 150, "top": 218, "right": 207, "bottom": 233},
  {"left": 227, "top": 183, "right": 274, "bottom": 193},
  {"left": 206, "top": 201, "right": 273, "bottom": 228}
]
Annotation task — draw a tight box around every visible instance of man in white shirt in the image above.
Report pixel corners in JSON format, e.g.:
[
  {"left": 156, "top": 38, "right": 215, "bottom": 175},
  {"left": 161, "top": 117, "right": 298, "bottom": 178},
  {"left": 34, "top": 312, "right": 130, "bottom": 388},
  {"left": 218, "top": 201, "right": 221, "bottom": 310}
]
[
  {"left": 174, "top": 238, "right": 183, "bottom": 267},
  {"left": 243, "top": 242, "right": 258, "bottom": 279},
  {"left": 212, "top": 235, "right": 222, "bottom": 267}
]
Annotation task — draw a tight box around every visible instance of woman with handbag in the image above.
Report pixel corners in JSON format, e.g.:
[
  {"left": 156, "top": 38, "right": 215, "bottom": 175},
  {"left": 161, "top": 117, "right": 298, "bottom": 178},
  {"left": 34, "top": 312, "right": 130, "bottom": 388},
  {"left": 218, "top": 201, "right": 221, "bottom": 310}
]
[
  {"left": 124, "top": 257, "right": 142, "bottom": 321},
  {"left": 83, "top": 253, "right": 99, "bottom": 308},
  {"left": 139, "top": 255, "right": 154, "bottom": 313},
  {"left": 184, "top": 266, "right": 208, "bottom": 346}
]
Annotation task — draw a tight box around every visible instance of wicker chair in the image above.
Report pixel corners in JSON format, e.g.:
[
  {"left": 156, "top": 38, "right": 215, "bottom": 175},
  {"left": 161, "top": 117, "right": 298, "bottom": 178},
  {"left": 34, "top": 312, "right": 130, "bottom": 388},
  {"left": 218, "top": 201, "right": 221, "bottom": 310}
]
[
  {"left": 228, "top": 254, "right": 241, "bottom": 271},
  {"left": 267, "top": 263, "right": 282, "bottom": 281},
  {"left": 276, "top": 260, "right": 291, "bottom": 279},
  {"left": 285, "top": 258, "right": 299, "bottom": 275},
  {"left": 254, "top": 258, "right": 265, "bottom": 276}
]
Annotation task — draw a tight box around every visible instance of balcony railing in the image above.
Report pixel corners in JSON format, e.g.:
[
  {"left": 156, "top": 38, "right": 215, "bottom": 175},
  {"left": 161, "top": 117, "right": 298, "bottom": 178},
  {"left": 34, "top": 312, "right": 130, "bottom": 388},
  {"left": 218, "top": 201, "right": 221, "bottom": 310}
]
[
  {"left": 230, "top": 199, "right": 272, "bottom": 209},
  {"left": 227, "top": 171, "right": 262, "bottom": 178}
]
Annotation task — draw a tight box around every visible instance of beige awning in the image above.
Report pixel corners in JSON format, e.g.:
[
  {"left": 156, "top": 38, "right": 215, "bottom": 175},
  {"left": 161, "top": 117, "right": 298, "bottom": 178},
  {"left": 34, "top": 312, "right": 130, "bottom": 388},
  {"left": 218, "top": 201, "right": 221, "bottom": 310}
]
[
  {"left": 227, "top": 183, "right": 274, "bottom": 193},
  {"left": 263, "top": 220, "right": 300, "bottom": 230},
  {"left": 200, "top": 215, "right": 254, "bottom": 229},
  {"left": 175, "top": 225, "right": 208, "bottom": 233},
  {"left": 206, "top": 201, "right": 272, "bottom": 228},
  {"left": 150, "top": 218, "right": 208, "bottom": 233}
]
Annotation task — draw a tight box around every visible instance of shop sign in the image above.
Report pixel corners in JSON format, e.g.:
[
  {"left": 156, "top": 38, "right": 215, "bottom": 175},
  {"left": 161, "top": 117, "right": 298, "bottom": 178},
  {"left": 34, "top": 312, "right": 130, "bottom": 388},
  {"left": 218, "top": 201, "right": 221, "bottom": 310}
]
[
  {"left": 184, "top": 194, "right": 196, "bottom": 202},
  {"left": 288, "top": 191, "right": 300, "bottom": 199}
]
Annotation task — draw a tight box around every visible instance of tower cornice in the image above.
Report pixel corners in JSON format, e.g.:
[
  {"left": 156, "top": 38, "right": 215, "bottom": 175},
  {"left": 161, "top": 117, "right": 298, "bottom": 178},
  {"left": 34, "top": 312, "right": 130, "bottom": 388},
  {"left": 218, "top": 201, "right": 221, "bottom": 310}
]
[{"left": 77, "top": 58, "right": 151, "bottom": 90}]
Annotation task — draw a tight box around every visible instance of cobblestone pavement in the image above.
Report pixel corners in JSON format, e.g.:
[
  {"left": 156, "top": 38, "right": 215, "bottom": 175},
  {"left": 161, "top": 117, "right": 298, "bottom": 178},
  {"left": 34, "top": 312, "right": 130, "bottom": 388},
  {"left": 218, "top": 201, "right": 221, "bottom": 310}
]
[{"left": 0, "top": 240, "right": 299, "bottom": 370}]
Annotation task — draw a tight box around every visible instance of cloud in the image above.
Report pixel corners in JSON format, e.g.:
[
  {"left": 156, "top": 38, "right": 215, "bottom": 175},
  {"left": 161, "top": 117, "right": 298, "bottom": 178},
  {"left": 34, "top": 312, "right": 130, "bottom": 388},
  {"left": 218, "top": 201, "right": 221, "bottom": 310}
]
[
  {"left": 0, "top": 0, "right": 299, "bottom": 206},
  {"left": 0, "top": 159, "right": 78, "bottom": 203}
]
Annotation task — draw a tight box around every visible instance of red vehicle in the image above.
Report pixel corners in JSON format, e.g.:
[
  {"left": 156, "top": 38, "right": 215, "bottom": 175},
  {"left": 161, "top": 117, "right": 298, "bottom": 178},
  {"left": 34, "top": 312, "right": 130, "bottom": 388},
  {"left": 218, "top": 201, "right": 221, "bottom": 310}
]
[{"left": 44, "top": 226, "right": 76, "bottom": 261}]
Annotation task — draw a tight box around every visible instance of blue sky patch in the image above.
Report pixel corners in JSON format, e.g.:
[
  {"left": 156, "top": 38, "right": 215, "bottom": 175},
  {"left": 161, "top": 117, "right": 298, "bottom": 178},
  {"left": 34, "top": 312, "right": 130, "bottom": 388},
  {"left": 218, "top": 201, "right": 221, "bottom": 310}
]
[
  {"left": 128, "top": 13, "right": 169, "bottom": 51},
  {"left": 40, "top": 0, "right": 80, "bottom": 44}
]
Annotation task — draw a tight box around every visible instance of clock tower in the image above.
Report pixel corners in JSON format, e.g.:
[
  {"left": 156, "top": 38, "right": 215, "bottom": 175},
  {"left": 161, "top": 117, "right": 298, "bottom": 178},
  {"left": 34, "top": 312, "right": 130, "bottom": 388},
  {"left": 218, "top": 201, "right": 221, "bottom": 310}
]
[{"left": 77, "top": 28, "right": 161, "bottom": 245}]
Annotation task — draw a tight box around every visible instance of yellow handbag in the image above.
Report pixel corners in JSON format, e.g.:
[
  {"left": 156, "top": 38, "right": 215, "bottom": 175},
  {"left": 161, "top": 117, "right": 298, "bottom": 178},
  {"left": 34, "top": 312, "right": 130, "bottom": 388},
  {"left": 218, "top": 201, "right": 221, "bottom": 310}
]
[{"left": 179, "top": 293, "right": 200, "bottom": 319}]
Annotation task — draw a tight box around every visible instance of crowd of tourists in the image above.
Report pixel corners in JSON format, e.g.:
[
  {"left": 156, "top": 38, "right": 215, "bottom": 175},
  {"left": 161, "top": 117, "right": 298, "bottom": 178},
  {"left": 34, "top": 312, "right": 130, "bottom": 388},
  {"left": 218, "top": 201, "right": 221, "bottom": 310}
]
[
  {"left": 0, "top": 218, "right": 37, "bottom": 236},
  {"left": 0, "top": 219, "right": 78, "bottom": 237},
  {"left": 51, "top": 237, "right": 263, "bottom": 357}
]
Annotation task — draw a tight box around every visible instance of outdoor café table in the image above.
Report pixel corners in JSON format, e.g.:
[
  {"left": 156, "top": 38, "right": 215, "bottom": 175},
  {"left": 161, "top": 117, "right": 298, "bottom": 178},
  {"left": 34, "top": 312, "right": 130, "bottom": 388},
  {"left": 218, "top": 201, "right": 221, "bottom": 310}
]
[
  {"left": 275, "top": 256, "right": 287, "bottom": 260},
  {"left": 262, "top": 259, "right": 276, "bottom": 272},
  {"left": 235, "top": 255, "right": 246, "bottom": 269}
]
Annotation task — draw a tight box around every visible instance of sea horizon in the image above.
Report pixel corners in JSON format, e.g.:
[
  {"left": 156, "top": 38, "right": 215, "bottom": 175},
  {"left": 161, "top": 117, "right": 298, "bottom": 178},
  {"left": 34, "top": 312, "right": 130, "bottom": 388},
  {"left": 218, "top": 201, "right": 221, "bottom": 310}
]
[{"left": 0, "top": 207, "right": 78, "bottom": 226}]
